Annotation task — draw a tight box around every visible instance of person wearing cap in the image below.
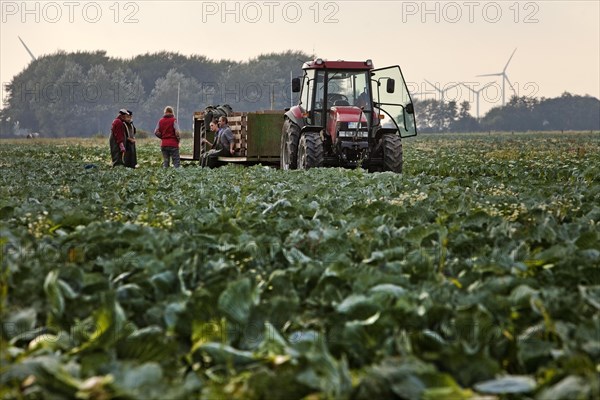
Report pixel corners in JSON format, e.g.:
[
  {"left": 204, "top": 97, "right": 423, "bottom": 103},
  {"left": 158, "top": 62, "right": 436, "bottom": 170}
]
[
  {"left": 154, "top": 106, "right": 181, "bottom": 168},
  {"left": 123, "top": 110, "right": 137, "bottom": 168},
  {"left": 110, "top": 109, "right": 129, "bottom": 167}
]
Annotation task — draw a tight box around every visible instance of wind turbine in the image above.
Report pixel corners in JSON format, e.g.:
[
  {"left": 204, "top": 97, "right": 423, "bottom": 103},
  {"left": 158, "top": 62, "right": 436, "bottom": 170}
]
[
  {"left": 459, "top": 82, "right": 495, "bottom": 120},
  {"left": 18, "top": 36, "right": 36, "bottom": 61},
  {"left": 424, "top": 79, "right": 461, "bottom": 103},
  {"left": 476, "top": 48, "right": 517, "bottom": 106}
]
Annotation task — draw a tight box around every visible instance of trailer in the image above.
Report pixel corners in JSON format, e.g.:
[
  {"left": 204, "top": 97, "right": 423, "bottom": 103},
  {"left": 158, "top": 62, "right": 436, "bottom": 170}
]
[{"left": 180, "top": 110, "right": 284, "bottom": 165}]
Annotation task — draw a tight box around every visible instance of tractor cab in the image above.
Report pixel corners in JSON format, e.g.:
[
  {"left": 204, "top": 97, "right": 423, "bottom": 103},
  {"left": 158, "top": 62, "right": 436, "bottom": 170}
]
[{"left": 282, "top": 59, "right": 416, "bottom": 172}]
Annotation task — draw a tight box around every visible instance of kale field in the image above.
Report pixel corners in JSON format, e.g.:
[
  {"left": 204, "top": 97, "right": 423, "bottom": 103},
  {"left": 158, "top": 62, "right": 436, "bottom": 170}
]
[{"left": 1, "top": 132, "right": 599, "bottom": 399}]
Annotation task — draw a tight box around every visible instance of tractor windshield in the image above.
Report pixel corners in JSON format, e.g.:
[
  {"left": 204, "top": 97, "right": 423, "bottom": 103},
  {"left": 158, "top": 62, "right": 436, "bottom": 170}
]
[
  {"left": 306, "top": 70, "right": 372, "bottom": 126},
  {"left": 325, "top": 71, "right": 372, "bottom": 110}
]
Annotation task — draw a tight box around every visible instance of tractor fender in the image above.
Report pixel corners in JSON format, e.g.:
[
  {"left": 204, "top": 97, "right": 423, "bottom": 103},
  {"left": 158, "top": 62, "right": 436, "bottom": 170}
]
[{"left": 284, "top": 106, "right": 305, "bottom": 129}]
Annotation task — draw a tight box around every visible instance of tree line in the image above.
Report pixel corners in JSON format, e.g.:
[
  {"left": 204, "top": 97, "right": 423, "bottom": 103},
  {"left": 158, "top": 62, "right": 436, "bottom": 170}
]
[
  {"left": 414, "top": 93, "right": 600, "bottom": 133},
  {"left": 0, "top": 50, "right": 307, "bottom": 137},
  {"left": 1, "top": 50, "right": 598, "bottom": 137}
]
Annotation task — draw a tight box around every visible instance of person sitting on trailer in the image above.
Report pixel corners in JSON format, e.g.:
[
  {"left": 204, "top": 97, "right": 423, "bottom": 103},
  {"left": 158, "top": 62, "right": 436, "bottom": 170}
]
[
  {"left": 200, "top": 119, "right": 220, "bottom": 167},
  {"left": 218, "top": 116, "right": 235, "bottom": 156},
  {"left": 201, "top": 119, "right": 220, "bottom": 149},
  {"left": 200, "top": 116, "right": 235, "bottom": 168}
]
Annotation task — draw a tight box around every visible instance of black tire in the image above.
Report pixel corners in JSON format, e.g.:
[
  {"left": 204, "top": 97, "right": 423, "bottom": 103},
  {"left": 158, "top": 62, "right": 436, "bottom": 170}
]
[
  {"left": 382, "top": 134, "right": 403, "bottom": 173},
  {"left": 281, "top": 119, "right": 300, "bottom": 170},
  {"left": 298, "top": 132, "right": 324, "bottom": 169}
]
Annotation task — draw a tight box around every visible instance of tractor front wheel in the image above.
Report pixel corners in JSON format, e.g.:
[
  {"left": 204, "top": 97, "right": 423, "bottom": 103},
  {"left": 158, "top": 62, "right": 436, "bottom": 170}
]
[
  {"left": 281, "top": 119, "right": 300, "bottom": 170},
  {"left": 382, "top": 134, "right": 403, "bottom": 173},
  {"left": 298, "top": 132, "right": 324, "bottom": 169}
]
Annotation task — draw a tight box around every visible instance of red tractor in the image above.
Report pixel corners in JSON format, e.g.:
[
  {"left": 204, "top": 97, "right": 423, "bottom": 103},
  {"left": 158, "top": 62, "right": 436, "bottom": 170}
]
[{"left": 281, "top": 59, "right": 417, "bottom": 172}]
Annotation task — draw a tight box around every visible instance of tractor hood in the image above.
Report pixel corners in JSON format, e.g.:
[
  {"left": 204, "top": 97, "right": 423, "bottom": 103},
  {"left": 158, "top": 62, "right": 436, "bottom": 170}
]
[
  {"left": 329, "top": 106, "right": 368, "bottom": 123},
  {"left": 327, "top": 106, "right": 370, "bottom": 143}
]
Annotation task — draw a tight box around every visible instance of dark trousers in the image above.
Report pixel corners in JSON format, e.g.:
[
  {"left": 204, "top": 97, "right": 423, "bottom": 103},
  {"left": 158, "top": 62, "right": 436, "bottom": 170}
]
[
  {"left": 161, "top": 146, "right": 180, "bottom": 168},
  {"left": 124, "top": 140, "right": 137, "bottom": 168},
  {"left": 109, "top": 135, "right": 124, "bottom": 167},
  {"left": 200, "top": 148, "right": 229, "bottom": 168}
]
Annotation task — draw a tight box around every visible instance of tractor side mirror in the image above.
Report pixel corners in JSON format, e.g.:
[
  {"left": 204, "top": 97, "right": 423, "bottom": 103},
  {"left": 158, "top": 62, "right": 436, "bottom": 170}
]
[
  {"left": 386, "top": 78, "right": 395, "bottom": 93},
  {"left": 292, "top": 78, "right": 301, "bottom": 93},
  {"left": 406, "top": 103, "right": 414, "bottom": 114}
]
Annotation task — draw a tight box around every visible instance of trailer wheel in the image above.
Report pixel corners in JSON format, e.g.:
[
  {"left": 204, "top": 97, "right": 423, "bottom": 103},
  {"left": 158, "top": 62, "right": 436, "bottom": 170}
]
[
  {"left": 281, "top": 119, "right": 300, "bottom": 170},
  {"left": 382, "top": 134, "right": 403, "bottom": 173},
  {"left": 298, "top": 132, "right": 324, "bottom": 170}
]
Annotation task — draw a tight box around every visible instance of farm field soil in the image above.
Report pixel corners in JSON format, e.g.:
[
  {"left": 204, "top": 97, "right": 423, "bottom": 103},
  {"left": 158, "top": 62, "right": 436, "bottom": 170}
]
[{"left": 1, "top": 132, "right": 599, "bottom": 399}]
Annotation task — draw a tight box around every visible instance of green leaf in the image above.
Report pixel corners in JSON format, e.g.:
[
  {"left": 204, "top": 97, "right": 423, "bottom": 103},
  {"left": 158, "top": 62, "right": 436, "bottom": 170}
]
[
  {"left": 368, "top": 283, "right": 406, "bottom": 297},
  {"left": 537, "top": 375, "right": 592, "bottom": 400},
  {"left": 579, "top": 285, "right": 600, "bottom": 310},
  {"left": 198, "top": 342, "right": 257, "bottom": 366},
  {"left": 3, "top": 308, "right": 37, "bottom": 340},
  {"left": 106, "top": 361, "right": 193, "bottom": 399},
  {"left": 509, "top": 284, "right": 538, "bottom": 306},
  {"left": 74, "top": 293, "right": 132, "bottom": 353},
  {"left": 474, "top": 375, "right": 536, "bottom": 394},
  {"left": 117, "top": 326, "right": 175, "bottom": 363},
  {"left": 218, "top": 277, "right": 259, "bottom": 325},
  {"left": 43, "top": 270, "right": 64, "bottom": 316}
]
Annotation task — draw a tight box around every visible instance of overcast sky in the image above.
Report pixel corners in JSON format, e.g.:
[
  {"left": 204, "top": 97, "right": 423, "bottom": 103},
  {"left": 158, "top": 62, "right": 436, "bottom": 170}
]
[{"left": 1, "top": 0, "right": 599, "bottom": 113}]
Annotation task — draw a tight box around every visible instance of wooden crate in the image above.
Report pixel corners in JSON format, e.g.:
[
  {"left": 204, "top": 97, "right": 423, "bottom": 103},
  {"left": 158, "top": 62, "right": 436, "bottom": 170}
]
[{"left": 228, "top": 115, "right": 248, "bottom": 157}]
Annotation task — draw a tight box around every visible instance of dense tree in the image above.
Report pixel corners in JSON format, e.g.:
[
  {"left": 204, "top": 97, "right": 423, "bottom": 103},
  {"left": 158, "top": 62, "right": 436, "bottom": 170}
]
[
  {"left": 1, "top": 51, "right": 144, "bottom": 136},
  {"left": 534, "top": 92, "right": 600, "bottom": 131},
  {"left": 450, "top": 101, "right": 480, "bottom": 132},
  {"left": 414, "top": 99, "right": 477, "bottom": 132},
  {"left": 210, "top": 51, "right": 306, "bottom": 111},
  {"left": 479, "top": 93, "right": 600, "bottom": 132},
  {"left": 143, "top": 69, "right": 201, "bottom": 131}
]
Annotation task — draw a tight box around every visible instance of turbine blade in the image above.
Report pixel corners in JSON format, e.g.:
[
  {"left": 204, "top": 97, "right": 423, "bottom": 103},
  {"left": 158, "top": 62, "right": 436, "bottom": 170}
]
[
  {"left": 505, "top": 74, "right": 516, "bottom": 93},
  {"left": 424, "top": 79, "right": 442, "bottom": 93},
  {"left": 476, "top": 73, "right": 502, "bottom": 77},
  {"left": 442, "top": 83, "right": 461, "bottom": 100},
  {"left": 459, "top": 82, "right": 477, "bottom": 94},
  {"left": 18, "top": 36, "right": 36, "bottom": 61},
  {"left": 477, "top": 81, "right": 496, "bottom": 93},
  {"left": 503, "top": 48, "right": 517, "bottom": 72}
]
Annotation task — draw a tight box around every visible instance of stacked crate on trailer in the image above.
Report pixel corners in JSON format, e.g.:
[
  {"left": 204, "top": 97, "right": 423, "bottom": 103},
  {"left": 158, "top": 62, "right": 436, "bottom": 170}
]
[
  {"left": 228, "top": 113, "right": 248, "bottom": 157},
  {"left": 182, "top": 110, "right": 285, "bottom": 165}
]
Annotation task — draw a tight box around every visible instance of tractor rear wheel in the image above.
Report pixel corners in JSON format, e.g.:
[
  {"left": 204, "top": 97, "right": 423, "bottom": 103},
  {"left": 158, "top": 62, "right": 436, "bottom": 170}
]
[
  {"left": 281, "top": 119, "right": 300, "bottom": 170},
  {"left": 382, "top": 134, "right": 403, "bottom": 173},
  {"left": 298, "top": 132, "right": 324, "bottom": 169}
]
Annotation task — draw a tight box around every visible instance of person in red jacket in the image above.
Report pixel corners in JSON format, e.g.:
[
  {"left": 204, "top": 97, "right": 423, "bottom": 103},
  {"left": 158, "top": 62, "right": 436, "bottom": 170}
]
[
  {"left": 154, "top": 106, "right": 181, "bottom": 168},
  {"left": 110, "top": 109, "right": 129, "bottom": 167}
]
